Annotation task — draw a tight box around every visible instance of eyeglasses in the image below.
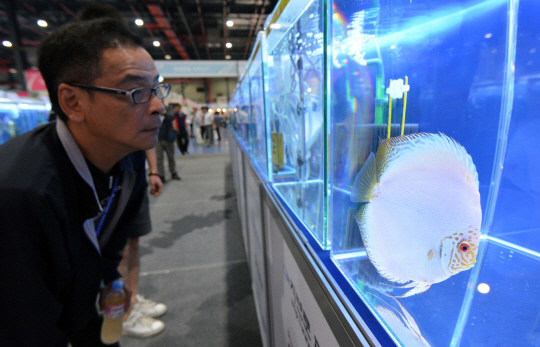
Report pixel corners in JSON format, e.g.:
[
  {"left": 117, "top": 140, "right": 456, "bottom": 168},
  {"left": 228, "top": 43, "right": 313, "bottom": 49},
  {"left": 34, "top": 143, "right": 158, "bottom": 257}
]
[{"left": 68, "top": 83, "right": 171, "bottom": 104}]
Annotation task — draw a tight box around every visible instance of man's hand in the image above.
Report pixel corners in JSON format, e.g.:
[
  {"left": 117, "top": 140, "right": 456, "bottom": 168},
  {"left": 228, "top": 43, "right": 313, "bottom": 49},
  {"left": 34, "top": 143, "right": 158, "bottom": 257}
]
[{"left": 149, "top": 175, "right": 163, "bottom": 197}]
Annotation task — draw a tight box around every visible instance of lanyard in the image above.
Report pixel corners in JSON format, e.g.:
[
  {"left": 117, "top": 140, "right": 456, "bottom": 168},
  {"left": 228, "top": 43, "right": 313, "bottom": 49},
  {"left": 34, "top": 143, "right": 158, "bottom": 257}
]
[{"left": 95, "top": 177, "right": 119, "bottom": 238}]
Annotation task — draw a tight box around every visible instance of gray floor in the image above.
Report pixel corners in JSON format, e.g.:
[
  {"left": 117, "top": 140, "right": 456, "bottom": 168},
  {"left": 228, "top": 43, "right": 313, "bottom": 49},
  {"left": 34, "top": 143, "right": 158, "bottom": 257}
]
[{"left": 121, "top": 149, "right": 263, "bottom": 346}]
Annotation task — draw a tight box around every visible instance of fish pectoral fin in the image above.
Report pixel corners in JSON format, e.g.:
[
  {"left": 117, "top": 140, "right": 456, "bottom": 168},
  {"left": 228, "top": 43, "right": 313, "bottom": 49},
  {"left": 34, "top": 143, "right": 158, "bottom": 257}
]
[
  {"left": 351, "top": 152, "right": 378, "bottom": 202},
  {"left": 397, "top": 282, "right": 432, "bottom": 298},
  {"left": 383, "top": 281, "right": 432, "bottom": 298}
]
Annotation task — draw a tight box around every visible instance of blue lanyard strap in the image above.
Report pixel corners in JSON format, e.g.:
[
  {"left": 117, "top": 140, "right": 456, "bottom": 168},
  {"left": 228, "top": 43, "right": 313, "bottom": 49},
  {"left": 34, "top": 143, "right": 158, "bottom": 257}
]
[{"left": 95, "top": 178, "right": 119, "bottom": 238}]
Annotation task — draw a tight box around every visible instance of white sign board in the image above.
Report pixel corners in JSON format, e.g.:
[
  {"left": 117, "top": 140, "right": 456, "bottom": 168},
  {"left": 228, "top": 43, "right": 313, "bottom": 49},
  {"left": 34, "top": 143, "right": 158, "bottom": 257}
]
[
  {"left": 245, "top": 167, "right": 270, "bottom": 347},
  {"left": 265, "top": 204, "right": 340, "bottom": 347}
]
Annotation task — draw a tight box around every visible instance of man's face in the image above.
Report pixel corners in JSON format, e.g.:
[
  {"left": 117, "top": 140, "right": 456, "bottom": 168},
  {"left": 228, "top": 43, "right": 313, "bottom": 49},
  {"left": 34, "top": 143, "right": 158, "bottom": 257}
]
[{"left": 82, "top": 46, "right": 164, "bottom": 154}]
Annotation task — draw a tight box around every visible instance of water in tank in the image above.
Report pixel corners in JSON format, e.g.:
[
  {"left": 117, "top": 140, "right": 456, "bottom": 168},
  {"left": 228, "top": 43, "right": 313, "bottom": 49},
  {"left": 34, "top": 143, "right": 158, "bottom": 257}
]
[
  {"left": 248, "top": 32, "right": 270, "bottom": 178},
  {"left": 329, "top": 0, "right": 540, "bottom": 346},
  {"left": 0, "top": 101, "right": 48, "bottom": 145},
  {"left": 265, "top": 0, "right": 328, "bottom": 248}
]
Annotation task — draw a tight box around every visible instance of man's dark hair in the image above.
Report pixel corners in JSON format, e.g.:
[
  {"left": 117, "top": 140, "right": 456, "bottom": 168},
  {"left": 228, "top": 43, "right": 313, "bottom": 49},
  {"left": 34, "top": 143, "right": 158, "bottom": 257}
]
[
  {"left": 38, "top": 19, "right": 143, "bottom": 122},
  {"left": 77, "top": 4, "right": 127, "bottom": 26}
]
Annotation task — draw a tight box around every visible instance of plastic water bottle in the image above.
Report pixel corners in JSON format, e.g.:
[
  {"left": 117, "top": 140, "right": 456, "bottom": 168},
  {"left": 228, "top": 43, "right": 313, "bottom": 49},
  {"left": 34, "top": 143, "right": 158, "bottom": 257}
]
[{"left": 100, "top": 280, "right": 126, "bottom": 344}]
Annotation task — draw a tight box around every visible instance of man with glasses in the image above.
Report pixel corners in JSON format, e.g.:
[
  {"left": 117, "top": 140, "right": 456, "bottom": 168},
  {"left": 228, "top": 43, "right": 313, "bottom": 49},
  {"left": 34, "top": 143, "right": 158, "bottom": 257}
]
[{"left": 0, "top": 19, "right": 170, "bottom": 346}]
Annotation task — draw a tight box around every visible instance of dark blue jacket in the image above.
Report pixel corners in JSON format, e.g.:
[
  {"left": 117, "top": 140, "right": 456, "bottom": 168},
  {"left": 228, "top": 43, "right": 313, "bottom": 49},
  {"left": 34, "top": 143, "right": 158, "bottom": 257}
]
[{"left": 0, "top": 120, "right": 147, "bottom": 345}]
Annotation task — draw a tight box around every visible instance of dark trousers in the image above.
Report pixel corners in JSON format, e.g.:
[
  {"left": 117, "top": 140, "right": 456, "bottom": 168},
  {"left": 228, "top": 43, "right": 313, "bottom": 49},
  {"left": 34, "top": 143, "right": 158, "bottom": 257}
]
[
  {"left": 176, "top": 130, "right": 189, "bottom": 154},
  {"left": 156, "top": 140, "right": 176, "bottom": 177},
  {"left": 215, "top": 125, "right": 221, "bottom": 141},
  {"left": 203, "top": 125, "right": 213, "bottom": 144},
  {"left": 200, "top": 126, "right": 206, "bottom": 140}
]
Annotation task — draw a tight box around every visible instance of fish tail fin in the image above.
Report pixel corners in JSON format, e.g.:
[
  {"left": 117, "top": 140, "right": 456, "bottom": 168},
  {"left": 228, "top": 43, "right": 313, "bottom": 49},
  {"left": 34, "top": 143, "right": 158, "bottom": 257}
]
[{"left": 351, "top": 153, "right": 378, "bottom": 202}]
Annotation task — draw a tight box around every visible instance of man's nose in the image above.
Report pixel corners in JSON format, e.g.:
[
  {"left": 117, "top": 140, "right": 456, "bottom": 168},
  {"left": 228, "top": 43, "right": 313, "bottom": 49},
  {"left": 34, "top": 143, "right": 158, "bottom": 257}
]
[{"left": 148, "top": 93, "right": 166, "bottom": 115}]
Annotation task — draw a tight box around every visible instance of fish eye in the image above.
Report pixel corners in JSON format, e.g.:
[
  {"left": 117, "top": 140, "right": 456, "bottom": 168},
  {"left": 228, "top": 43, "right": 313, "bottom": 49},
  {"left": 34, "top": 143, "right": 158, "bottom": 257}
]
[{"left": 458, "top": 241, "right": 470, "bottom": 252}]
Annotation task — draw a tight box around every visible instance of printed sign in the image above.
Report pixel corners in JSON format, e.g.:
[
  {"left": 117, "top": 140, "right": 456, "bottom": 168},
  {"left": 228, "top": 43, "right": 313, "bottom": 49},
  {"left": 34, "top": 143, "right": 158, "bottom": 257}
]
[{"left": 265, "top": 204, "right": 340, "bottom": 347}]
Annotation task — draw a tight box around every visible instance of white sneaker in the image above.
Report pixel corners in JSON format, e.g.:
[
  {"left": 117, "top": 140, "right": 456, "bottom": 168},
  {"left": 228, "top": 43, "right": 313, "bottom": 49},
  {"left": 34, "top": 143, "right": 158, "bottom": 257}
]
[
  {"left": 133, "top": 294, "right": 168, "bottom": 318},
  {"left": 122, "top": 311, "right": 165, "bottom": 338}
]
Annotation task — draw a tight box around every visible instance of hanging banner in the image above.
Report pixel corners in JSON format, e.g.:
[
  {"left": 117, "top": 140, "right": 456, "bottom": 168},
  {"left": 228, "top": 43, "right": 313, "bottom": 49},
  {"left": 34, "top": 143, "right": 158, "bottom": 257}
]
[
  {"left": 155, "top": 60, "right": 248, "bottom": 78},
  {"left": 25, "top": 69, "right": 47, "bottom": 91}
]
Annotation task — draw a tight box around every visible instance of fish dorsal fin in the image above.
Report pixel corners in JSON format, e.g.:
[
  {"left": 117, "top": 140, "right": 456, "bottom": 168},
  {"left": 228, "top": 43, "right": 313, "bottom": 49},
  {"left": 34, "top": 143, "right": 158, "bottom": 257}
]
[
  {"left": 351, "top": 153, "right": 378, "bottom": 202},
  {"left": 377, "top": 132, "right": 479, "bottom": 188}
]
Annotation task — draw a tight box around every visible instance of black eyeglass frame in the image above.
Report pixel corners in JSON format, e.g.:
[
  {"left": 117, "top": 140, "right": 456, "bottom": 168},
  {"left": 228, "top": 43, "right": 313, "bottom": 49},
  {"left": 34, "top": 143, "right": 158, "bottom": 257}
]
[{"left": 67, "top": 83, "right": 171, "bottom": 105}]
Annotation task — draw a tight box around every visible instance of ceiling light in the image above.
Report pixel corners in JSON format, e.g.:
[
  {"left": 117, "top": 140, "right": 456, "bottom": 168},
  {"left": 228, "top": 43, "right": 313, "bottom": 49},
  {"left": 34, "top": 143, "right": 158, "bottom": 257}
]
[
  {"left": 37, "top": 20, "right": 47, "bottom": 27},
  {"left": 225, "top": 55, "right": 232, "bottom": 60},
  {"left": 135, "top": 19, "right": 144, "bottom": 26},
  {"left": 165, "top": 55, "right": 172, "bottom": 60},
  {"left": 153, "top": 41, "right": 160, "bottom": 47},
  {"left": 2, "top": 40, "right": 12, "bottom": 47},
  {"left": 9, "top": 68, "right": 17, "bottom": 73},
  {"left": 226, "top": 42, "right": 232, "bottom": 48},
  {"left": 226, "top": 20, "right": 234, "bottom": 27}
]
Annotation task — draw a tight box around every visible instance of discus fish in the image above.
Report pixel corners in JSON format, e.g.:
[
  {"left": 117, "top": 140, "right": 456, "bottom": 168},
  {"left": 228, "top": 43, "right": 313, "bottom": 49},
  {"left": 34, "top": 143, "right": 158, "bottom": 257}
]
[{"left": 351, "top": 133, "right": 481, "bottom": 297}]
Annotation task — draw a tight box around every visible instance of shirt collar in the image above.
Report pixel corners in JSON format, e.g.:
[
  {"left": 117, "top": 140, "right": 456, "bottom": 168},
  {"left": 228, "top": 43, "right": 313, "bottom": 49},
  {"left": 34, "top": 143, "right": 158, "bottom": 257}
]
[{"left": 56, "top": 118, "right": 102, "bottom": 211}]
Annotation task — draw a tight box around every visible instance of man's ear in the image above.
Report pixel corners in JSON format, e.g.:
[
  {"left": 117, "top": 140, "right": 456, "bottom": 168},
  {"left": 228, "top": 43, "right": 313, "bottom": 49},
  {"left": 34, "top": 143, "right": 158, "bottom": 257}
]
[{"left": 57, "top": 83, "right": 86, "bottom": 123}]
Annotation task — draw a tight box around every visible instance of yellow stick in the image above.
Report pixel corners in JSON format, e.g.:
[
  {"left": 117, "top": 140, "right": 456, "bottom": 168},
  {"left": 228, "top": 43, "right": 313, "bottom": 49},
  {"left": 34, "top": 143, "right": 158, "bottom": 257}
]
[
  {"left": 401, "top": 76, "right": 409, "bottom": 136},
  {"left": 387, "top": 79, "right": 392, "bottom": 139}
]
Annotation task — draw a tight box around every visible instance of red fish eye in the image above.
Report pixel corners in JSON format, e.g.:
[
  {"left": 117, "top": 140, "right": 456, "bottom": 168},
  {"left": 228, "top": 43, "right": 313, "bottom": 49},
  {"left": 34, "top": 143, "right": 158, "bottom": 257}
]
[{"left": 458, "top": 242, "right": 470, "bottom": 252}]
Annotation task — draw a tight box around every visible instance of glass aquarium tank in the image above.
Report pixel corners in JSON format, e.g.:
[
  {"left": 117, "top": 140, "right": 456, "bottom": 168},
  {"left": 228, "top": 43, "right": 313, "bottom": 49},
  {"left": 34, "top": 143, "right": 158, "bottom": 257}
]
[
  {"left": 247, "top": 32, "right": 270, "bottom": 179},
  {"left": 264, "top": 0, "right": 329, "bottom": 248},
  {"left": 0, "top": 98, "right": 49, "bottom": 145},
  {"left": 233, "top": 75, "right": 253, "bottom": 150},
  {"left": 329, "top": 0, "right": 540, "bottom": 346}
]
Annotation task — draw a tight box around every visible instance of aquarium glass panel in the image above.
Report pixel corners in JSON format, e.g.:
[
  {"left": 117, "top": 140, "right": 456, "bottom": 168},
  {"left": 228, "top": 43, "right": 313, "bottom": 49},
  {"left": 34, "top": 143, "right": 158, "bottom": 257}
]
[
  {"left": 489, "top": 0, "right": 540, "bottom": 254},
  {"left": 229, "top": 92, "right": 240, "bottom": 134},
  {"left": 236, "top": 77, "right": 252, "bottom": 149},
  {"left": 248, "top": 35, "right": 270, "bottom": 179},
  {"left": 460, "top": 240, "right": 540, "bottom": 347},
  {"left": 328, "top": 0, "right": 528, "bottom": 345},
  {"left": 0, "top": 101, "right": 49, "bottom": 145},
  {"left": 266, "top": 0, "right": 328, "bottom": 248}
]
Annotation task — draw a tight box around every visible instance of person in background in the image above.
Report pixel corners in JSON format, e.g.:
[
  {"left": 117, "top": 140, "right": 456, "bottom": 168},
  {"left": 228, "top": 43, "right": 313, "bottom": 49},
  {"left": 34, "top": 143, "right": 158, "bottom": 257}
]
[
  {"left": 192, "top": 106, "right": 203, "bottom": 145},
  {"left": 189, "top": 106, "right": 197, "bottom": 138},
  {"left": 185, "top": 106, "right": 192, "bottom": 138},
  {"left": 214, "top": 111, "right": 222, "bottom": 142},
  {"left": 173, "top": 104, "right": 189, "bottom": 155},
  {"left": 0, "top": 18, "right": 170, "bottom": 346},
  {"left": 156, "top": 104, "right": 180, "bottom": 182},
  {"left": 202, "top": 106, "right": 214, "bottom": 146}
]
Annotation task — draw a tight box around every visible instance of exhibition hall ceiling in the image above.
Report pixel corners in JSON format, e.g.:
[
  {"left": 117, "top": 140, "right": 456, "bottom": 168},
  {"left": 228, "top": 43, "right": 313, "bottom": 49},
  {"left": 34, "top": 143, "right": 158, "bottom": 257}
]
[{"left": 0, "top": 0, "right": 278, "bottom": 75}]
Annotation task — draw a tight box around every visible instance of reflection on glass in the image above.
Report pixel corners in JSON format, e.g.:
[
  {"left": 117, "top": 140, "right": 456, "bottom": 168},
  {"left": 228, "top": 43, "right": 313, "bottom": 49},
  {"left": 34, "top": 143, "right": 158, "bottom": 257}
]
[
  {"left": 267, "top": 0, "right": 328, "bottom": 247},
  {"left": 0, "top": 101, "right": 49, "bottom": 145},
  {"left": 330, "top": 0, "right": 517, "bottom": 345}
]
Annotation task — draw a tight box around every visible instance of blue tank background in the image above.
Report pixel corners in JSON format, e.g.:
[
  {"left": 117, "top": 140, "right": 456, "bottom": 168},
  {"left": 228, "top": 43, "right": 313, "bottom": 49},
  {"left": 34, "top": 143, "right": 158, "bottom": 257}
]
[
  {"left": 230, "top": 0, "right": 540, "bottom": 344},
  {"left": 329, "top": 0, "right": 540, "bottom": 346}
]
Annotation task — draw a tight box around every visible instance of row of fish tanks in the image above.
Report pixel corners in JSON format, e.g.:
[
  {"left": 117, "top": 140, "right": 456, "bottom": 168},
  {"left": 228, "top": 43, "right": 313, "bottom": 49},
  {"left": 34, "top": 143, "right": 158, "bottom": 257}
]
[
  {"left": 0, "top": 94, "right": 50, "bottom": 146},
  {"left": 229, "top": 0, "right": 540, "bottom": 346}
]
